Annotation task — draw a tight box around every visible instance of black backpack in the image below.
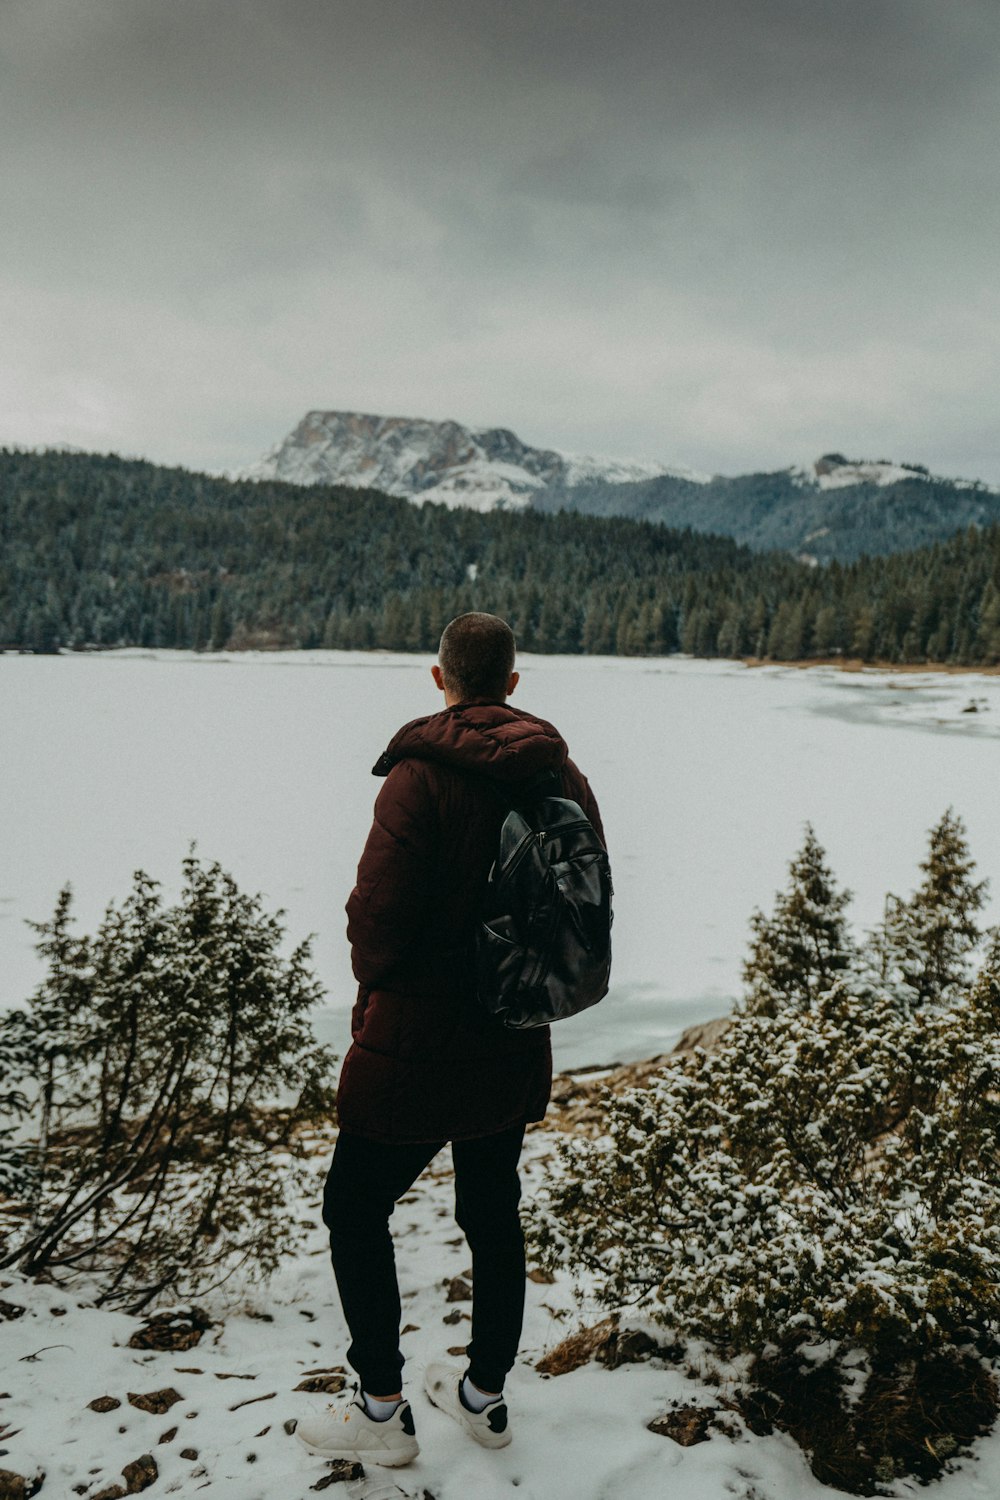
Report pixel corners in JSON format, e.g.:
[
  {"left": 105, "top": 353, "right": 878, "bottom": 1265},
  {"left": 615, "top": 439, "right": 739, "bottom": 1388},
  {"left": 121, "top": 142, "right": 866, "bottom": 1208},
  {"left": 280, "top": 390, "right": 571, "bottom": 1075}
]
[{"left": 475, "top": 772, "right": 613, "bottom": 1030}]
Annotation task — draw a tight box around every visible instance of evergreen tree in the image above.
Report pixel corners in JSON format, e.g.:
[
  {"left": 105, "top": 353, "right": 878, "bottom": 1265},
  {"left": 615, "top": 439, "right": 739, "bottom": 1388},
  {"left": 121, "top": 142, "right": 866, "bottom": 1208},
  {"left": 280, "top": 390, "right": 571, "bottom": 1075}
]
[
  {"left": 742, "top": 826, "right": 856, "bottom": 1016},
  {"left": 869, "top": 810, "right": 988, "bottom": 1007},
  {"left": 0, "top": 856, "right": 336, "bottom": 1309},
  {"left": 975, "top": 580, "right": 1000, "bottom": 662}
]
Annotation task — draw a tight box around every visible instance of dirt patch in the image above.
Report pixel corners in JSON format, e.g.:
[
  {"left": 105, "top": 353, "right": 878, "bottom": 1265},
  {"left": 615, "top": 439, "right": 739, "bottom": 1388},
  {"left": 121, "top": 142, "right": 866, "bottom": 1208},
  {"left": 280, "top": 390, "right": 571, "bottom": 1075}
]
[
  {"left": 295, "top": 1374, "right": 347, "bottom": 1394},
  {"left": 127, "top": 1388, "right": 183, "bottom": 1415},
  {"left": 648, "top": 1404, "right": 716, "bottom": 1445},
  {"left": 311, "top": 1461, "right": 364, "bottom": 1488},
  {"left": 87, "top": 1396, "right": 122, "bottom": 1413},
  {"left": 537, "top": 1317, "right": 678, "bottom": 1377},
  {"left": 0, "top": 1471, "right": 44, "bottom": 1500},
  {"left": 128, "top": 1308, "right": 212, "bottom": 1351},
  {"left": 743, "top": 1349, "right": 999, "bottom": 1494},
  {"left": 121, "top": 1455, "right": 158, "bottom": 1493}
]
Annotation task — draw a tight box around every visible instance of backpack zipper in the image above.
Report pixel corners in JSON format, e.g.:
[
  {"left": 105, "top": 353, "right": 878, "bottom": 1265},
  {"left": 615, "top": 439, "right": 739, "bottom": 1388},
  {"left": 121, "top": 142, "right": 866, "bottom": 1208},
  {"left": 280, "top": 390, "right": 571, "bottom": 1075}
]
[{"left": 497, "top": 821, "right": 594, "bottom": 885}]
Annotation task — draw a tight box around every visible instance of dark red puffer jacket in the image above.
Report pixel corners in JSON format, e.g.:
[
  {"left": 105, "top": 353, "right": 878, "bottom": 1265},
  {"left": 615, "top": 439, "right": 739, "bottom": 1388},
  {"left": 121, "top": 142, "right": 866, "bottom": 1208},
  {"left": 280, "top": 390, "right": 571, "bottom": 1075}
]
[{"left": 336, "top": 700, "right": 604, "bottom": 1144}]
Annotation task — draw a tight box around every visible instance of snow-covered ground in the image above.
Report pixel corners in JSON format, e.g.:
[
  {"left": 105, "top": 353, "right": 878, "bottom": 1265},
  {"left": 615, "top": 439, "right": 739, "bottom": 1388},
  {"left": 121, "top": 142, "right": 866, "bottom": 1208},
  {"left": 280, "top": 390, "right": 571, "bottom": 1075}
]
[
  {"left": 3, "top": 1127, "right": 998, "bottom": 1500},
  {"left": 3, "top": 651, "right": 1000, "bottom": 1070}
]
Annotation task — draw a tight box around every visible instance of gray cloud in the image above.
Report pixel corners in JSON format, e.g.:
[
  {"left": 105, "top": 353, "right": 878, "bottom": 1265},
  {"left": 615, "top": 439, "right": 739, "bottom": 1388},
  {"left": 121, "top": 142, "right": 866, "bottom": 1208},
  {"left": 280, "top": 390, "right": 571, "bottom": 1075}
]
[{"left": 1, "top": 0, "right": 999, "bottom": 482}]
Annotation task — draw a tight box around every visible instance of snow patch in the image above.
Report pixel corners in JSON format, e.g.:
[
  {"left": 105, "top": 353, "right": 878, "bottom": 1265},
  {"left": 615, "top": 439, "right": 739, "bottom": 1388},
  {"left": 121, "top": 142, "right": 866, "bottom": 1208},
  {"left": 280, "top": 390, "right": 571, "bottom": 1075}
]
[{"left": 791, "top": 455, "right": 999, "bottom": 494}]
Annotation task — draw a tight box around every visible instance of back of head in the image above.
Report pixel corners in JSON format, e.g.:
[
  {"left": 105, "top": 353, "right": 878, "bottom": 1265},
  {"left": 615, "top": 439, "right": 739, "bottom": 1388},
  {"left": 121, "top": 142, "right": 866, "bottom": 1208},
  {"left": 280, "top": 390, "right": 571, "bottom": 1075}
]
[{"left": 439, "top": 612, "right": 516, "bottom": 702}]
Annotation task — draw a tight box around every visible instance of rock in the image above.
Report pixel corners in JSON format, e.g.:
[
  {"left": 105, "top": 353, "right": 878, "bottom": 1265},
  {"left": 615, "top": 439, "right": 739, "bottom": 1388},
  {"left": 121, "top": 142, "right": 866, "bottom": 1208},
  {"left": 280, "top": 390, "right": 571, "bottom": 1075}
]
[
  {"left": 0, "top": 1302, "right": 26, "bottom": 1322},
  {"left": 546, "top": 1023, "right": 733, "bottom": 1136},
  {"left": 527, "top": 1267, "right": 555, "bottom": 1284},
  {"left": 127, "top": 1388, "right": 183, "bottom": 1415},
  {"left": 0, "top": 1470, "right": 44, "bottom": 1500},
  {"left": 90, "top": 1486, "right": 126, "bottom": 1500},
  {"left": 445, "top": 1277, "right": 472, "bottom": 1303},
  {"left": 311, "top": 1460, "right": 364, "bottom": 1488},
  {"left": 400, "top": 1324, "right": 420, "bottom": 1335},
  {"left": 180, "top": 1450, "right": 198, "bottom": 1461},
  {"left": 88, "top": 1396, "right": 122, "bottom": 1413},
  {"left": 128, "top": 1308, "right": 212, "bottom": 1352},
  {"left": 648, "top": 1405, "right": 716, "bottom": 1446},
  {"left": 671, "top": 1016, "right": 733, "bottom": 1054},
  {"left": 294, "top": 1374, "right": 346, "bottom": 1394},
  {"left": 157, "top": 1426, "right": 177, "bottom": 1444},
  {"left": 283, "top": 1418, "right": 299, "bottom": 1435},
  {"left": 446, "top": 1345, "right": 467, "bottom": 1357},
  {"left": 442, "top": 1309, "right": 468, "bottom": 1326},
  {"left": 121, "top": 1455, "right": 158, "bottom": 1493}
]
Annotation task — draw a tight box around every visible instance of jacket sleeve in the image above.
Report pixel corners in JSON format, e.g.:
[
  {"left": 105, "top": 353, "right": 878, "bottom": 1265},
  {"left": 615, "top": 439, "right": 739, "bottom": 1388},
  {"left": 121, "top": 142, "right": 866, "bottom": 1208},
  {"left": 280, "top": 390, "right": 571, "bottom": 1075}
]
[
  {"left": 563, "top": 757, "right": 606, "bottom": 848},
  {"left": 345, "top": 760, "right": 437, "bottom": 987}
]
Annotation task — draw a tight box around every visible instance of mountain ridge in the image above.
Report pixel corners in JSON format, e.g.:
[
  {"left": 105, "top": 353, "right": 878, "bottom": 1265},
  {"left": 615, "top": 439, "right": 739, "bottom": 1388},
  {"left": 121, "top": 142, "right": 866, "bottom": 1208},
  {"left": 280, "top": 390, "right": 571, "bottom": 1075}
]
[
  {"left": 239, "top": 408, "right": 702, "bottom": 510},
  {"left": 241, "top": 410, "right": 1000, "bottom": 561}
]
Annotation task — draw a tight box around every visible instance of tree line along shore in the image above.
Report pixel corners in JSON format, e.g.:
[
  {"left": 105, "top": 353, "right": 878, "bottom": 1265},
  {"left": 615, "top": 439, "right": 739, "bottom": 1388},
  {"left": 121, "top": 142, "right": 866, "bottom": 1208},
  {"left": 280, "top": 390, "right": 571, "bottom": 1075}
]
[{"left": 3, "top": 447, "right": 1000, "bottom": 665}]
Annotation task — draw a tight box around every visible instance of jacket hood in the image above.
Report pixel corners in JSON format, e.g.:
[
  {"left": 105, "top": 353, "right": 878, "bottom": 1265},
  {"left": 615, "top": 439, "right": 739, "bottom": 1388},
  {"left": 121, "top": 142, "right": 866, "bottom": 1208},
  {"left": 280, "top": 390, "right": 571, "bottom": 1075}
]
[{"left": 373, "top": 702, "right": 568, "bottom": 784}]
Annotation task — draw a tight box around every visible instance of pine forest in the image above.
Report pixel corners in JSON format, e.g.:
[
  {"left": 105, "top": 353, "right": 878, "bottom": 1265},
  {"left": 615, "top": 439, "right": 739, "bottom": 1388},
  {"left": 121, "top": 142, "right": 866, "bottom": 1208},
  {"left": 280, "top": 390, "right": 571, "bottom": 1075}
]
[{"left": 3, "top": 448, "right": 1000, "bottom": 665}]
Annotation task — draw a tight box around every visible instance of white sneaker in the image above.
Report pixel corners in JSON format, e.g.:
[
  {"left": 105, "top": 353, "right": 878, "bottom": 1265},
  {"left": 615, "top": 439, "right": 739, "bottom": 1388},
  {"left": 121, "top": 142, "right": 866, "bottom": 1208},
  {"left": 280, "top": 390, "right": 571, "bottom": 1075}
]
[
  {"left": 296, "top": 1390, "right": 420, "bottom": 1467},
  {"left": 423, "top": 1363, "right": 512, "bottom": 1449}
]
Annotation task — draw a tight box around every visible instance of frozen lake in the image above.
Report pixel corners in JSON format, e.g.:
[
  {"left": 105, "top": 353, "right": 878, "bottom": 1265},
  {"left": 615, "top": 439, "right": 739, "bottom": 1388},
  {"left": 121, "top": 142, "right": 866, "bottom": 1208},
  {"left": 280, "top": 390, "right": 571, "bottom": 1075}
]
[{"left": 3, "top": 649, "right": 1000, "bottom": 1070}]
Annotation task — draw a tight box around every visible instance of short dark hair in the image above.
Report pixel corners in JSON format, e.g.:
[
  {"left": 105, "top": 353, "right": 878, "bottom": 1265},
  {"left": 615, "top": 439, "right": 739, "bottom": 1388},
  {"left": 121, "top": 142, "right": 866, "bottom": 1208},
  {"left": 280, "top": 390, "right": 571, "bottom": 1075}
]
[{"left": 439, "top": 613, "right": 516, "bottom": 701}]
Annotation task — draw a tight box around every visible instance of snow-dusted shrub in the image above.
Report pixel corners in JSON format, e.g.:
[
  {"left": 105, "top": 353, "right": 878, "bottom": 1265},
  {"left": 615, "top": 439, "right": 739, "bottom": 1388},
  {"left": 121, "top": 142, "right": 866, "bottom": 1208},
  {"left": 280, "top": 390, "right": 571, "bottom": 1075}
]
[
  {"left": 0, "top": 855, "right": 336, "bottom": 1310},
  {"left": 531, "top": 816, "right": 1000, "bottom": 1487}
]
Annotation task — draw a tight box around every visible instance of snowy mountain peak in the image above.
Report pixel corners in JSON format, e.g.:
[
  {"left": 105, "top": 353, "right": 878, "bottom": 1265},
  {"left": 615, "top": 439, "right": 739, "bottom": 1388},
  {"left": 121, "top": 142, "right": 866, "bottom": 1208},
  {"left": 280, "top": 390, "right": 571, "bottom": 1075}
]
[
  {"left": 240, "top": 410, "right": 702, "bottom": 510},
  {"left": 787, "top": 453, "right": 933, "bottom": 491}
]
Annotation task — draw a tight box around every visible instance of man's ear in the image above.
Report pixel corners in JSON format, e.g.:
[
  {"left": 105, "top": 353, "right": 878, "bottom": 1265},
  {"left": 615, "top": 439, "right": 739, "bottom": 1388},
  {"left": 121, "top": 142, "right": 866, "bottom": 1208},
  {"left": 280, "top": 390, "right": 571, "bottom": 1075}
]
[
  {"left": 507, "top": 670, "right": 519, "bottom": 696},
  {"left": 431, "top": 664, "right": 446, "bottom": 692}
]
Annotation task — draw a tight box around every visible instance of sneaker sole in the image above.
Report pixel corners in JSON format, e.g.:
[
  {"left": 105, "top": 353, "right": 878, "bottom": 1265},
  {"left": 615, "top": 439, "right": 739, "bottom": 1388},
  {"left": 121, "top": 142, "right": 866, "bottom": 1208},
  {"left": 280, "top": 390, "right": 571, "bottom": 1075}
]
[{"left": 296, "top": 1436, "right": 420, "bottom": 1467}]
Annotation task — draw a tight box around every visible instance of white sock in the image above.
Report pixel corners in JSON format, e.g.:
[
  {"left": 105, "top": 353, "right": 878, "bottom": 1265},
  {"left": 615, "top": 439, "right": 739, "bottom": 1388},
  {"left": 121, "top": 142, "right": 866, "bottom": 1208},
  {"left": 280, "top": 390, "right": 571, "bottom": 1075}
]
[
  {"left": 362, "top": 1390, "right": 403, "bottom": 1421},
  {"left": 461, "top": 1375, "right": 501, "bottom": 1412}
]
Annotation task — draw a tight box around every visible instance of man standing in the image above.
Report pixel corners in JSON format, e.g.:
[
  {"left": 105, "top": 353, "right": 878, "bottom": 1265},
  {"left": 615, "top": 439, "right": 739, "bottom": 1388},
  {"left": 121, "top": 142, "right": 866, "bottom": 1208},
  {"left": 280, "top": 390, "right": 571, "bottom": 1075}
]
[{"left": 298, "top": 612, "right": 605, "bottom": 1468}]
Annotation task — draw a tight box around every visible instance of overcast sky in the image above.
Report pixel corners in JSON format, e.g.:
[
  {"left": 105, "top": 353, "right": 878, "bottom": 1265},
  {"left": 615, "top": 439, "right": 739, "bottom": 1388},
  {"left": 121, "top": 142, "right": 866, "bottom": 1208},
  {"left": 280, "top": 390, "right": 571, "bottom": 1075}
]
[{"left": 2, "top": 0, "right": 999, "bottom": 482}]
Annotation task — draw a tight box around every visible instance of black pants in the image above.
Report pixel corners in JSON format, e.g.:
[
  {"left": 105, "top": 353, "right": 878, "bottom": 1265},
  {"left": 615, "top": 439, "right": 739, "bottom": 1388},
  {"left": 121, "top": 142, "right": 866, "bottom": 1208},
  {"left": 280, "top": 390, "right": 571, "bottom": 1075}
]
[{"left": 323, "top": 1122, "right": 527, "bottom": 1397}]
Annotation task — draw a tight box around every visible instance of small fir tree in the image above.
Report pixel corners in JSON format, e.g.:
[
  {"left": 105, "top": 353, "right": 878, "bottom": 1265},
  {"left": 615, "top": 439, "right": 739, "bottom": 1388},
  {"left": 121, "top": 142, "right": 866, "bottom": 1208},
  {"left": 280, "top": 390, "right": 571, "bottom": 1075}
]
[
  {"left": 0, "top": 855, "right": 336, "bottom": 1309},
  {"left": 870, "top": 809, "right": 987, "bottom": 1006},
  {"left": 742, "top": 826, "right": 856, "bottom": 1016}
]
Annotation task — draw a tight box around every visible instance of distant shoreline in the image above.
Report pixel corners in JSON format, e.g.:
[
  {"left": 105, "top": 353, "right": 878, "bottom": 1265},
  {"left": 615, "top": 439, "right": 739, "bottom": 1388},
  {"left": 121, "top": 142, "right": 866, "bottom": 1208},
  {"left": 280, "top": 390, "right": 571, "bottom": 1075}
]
[
  {"left": 740, "top": 655, "right": 1000, "bottom": 677},
  {"left": 5, "top": 645, "right": 1000, "bottom": 677}
]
